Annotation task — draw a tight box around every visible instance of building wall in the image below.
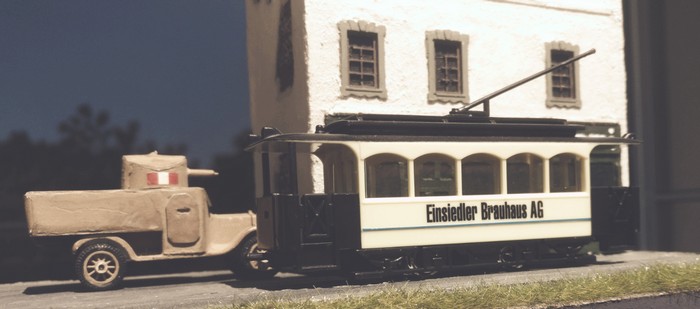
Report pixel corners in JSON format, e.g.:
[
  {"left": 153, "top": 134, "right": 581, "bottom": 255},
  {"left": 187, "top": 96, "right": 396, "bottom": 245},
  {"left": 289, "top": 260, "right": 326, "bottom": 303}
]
[
  {"left": 626, "top": 0, "right": 700, "bottom": 252},
  {"left": 246, "top": 0, "right": 313, "bottom": 196},
  {"left": 303, "top": 0, "right": 626, "bottom": 121},
  {"left": 246, "top": 0, "right": 309, "bottom": 135},
  {"left": 661, "top": 1, "right": 700, "bottom": 252},
  {"left": 247, "top": 0, "right": 629, "bottom": 194}
]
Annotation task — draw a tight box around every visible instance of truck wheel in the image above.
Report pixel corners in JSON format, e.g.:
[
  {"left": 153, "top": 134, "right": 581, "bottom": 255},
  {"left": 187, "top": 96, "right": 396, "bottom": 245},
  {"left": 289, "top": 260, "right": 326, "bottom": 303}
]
[
  {"left": 231, "top": 234, "right": 277, "bottom": 280},
  {"left": 75, "top": 240, "right": 128, "bottom": 291}
]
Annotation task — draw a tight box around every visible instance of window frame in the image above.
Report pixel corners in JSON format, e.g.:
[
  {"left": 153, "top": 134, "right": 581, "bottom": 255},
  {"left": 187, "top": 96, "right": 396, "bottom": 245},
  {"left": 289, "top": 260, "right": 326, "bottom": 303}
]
[
  {"left": 506, "top": 153, "right": 545, "bottom": 194},
  {"left": 314, "top": 144, "right": 358, "bottom": 194},
  {"left": 414, "top": 153, "right": 457, "bottom": 197},
  {"left": 549, "top": 153, "right": 585, "bottom": 193},
  {"left": 545, "top": 42, "right": 581, "bottom": 108},
  {"left": 461, "top": 153, "right": 502, "bottom": 195},
  {"left": 426, "top": 30, "right": 470, "bottom": 103},
  {"left": 339, "top": 21, "right": 387, "bottom": 100},
  {"left": 364, "top": 153, "right": 409, "bottom": 198}
]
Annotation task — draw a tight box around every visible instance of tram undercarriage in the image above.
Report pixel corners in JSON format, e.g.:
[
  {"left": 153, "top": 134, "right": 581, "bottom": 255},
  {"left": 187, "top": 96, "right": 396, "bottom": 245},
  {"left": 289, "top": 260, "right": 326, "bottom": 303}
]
[
  {"left": 253, "top": 237, "right": 595, "bottom": 278},
  {"left": 345, "top": 238, "right": 595, "bottom": 279}
]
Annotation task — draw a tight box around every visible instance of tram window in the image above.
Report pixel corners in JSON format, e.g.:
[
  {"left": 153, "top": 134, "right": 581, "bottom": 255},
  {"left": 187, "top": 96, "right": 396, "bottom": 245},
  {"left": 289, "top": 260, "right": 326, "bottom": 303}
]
[
  {"left": 462, "top": 154, "right": 501, "bottom": 195},
  {"left": 591, "top": 145, "right": 621, "bottom": 187},
  {"left": 365, "top": 154, "right": 408, "bottom": 198},
  {"left": 269, "top": 152, "right": 293, "bottom": 194},
  {"left": 315, "top": 144, "right": 358, "bottom": 194},
  {"left": 415, "top": 154, "right": 456, "bottom": 196},
  {"left": 550, "top": 153, "right": 583, "bottom": 192},
  {"left": 507, "top": 153, "right": 544, "bottom": 193}
]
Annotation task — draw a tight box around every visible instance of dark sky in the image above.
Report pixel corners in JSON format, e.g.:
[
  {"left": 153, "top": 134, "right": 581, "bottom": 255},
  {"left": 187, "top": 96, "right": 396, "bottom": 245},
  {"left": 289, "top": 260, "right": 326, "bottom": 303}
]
[{"left": 0, "top": 0, "right": 249, "bottom": 164}]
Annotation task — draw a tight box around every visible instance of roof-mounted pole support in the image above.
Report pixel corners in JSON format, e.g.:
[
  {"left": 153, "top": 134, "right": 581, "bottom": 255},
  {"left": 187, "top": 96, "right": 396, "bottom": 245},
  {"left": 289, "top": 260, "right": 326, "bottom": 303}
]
[{"left": 450, "top": 48, "right": 596, "bottom": 117}]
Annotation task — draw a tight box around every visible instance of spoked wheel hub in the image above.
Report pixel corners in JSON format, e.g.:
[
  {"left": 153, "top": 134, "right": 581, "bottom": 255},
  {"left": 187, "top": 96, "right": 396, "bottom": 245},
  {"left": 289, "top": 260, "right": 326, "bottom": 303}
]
[
  {"left": 75, "top": 240, "right": 128, "bottom": 291},
  {"left": 85, "top": 251, "right": 119, "bottom": 283}
]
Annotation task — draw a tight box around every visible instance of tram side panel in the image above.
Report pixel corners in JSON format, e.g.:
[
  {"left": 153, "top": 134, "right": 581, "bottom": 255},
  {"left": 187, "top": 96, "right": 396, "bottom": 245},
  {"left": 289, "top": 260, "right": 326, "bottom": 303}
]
[{"left": 359, "top": 194, "right": 592, "bottom": 249}]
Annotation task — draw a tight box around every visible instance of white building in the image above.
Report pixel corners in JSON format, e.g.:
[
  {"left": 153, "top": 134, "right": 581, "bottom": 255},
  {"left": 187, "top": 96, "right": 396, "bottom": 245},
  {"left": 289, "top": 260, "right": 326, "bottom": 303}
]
[{"left": 245, "top": 0, "right": 628, "bottom": 195}]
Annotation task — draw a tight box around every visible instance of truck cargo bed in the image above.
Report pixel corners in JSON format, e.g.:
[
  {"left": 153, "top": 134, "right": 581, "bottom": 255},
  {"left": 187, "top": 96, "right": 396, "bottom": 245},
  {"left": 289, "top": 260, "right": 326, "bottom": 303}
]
[{"left": 25, "top": 187, "right": 208, "bottom": 237}]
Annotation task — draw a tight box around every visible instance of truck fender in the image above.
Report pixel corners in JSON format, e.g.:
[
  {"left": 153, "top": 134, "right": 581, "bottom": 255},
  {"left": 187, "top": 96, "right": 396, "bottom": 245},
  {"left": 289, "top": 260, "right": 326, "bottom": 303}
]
[
  {"left": 72, "top": 236, "right": 137, "bottom": 261},
  {"left": 231, "top": 228, "right": 258, "bottom": 251},
  {"left": 215, "top": 225, "right": 257, "bottom": 256},
  {"left": 230, "top": 210, "right": 258, "bottom": 250},
  {"left": 228, "top": 210, "right": 258, "bottom": 252},
  {"left": 202, "top": 211, "right": 258, "bottom": 256}
]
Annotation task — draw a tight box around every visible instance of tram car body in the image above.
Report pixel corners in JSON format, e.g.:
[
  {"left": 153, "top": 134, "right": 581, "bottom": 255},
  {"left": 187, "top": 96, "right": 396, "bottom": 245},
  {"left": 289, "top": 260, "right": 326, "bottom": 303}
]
[{"left": 246, "top": 113, "right": 639, "bottom": 277}]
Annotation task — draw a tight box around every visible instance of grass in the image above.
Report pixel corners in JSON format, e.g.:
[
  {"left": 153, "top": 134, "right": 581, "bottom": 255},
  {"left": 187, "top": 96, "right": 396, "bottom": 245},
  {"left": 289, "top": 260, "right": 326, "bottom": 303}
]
[{"left": 227, "top": 262, "right": 700, "bottom": 309}]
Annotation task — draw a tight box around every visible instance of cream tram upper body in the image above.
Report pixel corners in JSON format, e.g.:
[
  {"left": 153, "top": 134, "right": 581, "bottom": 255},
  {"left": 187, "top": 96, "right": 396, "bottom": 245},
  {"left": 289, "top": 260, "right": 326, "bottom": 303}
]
[
  {"left": 317, "top": 139, "right": 599, "bottom": 249},
  {"left": 249, "top": 114, "right": 635, "bottom": 251}
]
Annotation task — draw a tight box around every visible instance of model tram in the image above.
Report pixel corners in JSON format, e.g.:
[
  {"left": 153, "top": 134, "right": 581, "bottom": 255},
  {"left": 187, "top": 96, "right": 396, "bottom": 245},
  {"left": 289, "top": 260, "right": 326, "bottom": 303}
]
[{"left": 243, "top": 49, "right": 639, "bottom": 278}]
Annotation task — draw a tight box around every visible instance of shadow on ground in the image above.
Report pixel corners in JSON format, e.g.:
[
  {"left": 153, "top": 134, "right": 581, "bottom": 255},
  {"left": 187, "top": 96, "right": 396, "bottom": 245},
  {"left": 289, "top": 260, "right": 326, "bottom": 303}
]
[{"left": 20, "top": 254, "right": 620, "bottom": 295}]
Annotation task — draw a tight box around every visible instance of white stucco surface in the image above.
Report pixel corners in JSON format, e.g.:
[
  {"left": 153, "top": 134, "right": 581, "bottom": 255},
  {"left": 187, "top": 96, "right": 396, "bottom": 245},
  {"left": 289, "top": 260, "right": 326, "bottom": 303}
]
[{"left": 303, "top": 0, "right": 625, "bottom": 123}]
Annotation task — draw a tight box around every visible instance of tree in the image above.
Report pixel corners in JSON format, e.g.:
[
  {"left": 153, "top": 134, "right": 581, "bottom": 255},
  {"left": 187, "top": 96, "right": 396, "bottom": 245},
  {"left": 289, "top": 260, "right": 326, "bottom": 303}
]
[
  {"left": 0, "top": 103, "right": 189, "bottom": 220},
  {"left": 191, "top": 131, "right": 255, "bottom": 213}
]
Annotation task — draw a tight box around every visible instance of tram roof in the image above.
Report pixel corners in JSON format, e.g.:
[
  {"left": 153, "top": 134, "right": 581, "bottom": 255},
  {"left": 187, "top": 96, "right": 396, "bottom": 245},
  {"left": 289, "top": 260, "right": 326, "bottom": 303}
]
[
  {"left": 322, "top": 113, "right": 581, "bottom": 137},
  {"left": 246, "top": 113, "right": 638, "bottom": 151}
]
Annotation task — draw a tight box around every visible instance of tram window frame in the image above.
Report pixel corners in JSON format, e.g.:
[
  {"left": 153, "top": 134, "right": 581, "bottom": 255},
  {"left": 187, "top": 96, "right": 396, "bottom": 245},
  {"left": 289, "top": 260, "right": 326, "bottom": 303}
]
[
  {"left": 365, "top": 154, "right": 408, "bottom": 198},
  {"left": 549, "top": 153, "right": 584, "bottom": 192},
  {"left": 315, "top": 144, "right": 358, "bottom": 194},
  {"left": 462, "top": 154, "right": 501, "bottom": 195},
  {"left": 591, "top": 145, "right": 621, "bottom": 187},
  {"left": 507, "top": 153, "right": 544, "bottom": 194},
  {"left": 415, "top": 154, "right": 456, "bottom": 197}
]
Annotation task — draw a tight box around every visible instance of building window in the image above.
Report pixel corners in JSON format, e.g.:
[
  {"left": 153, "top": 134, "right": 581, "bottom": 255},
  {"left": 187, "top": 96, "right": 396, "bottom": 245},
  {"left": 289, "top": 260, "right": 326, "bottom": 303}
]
[
  {"left": 275, "top": 0, "right": 294, "bottom": 92},
  {"left": 435, "top": 41, "right": 461, "bottom": 93},
  {"left": 348, "top": 31, "right": 378, "bottom": 88},
  {"left": 551, "top": 50, "right": 575, "bottom": 98},
  {"left": 546, "top": 42, "right": 581, "bottom": 108},
  {"left": 426, "top": 30, "right": 469, "bottom": 103},
  {"left": 415, "top": 154, "right": 456, "bottom": 196},
  {"left": 462, "top": 154, "right": 501, "bottom": 195},
  {"left": 339, "top": 21, "right": 387, "bottom": 99},
  {"left": 365, "top": 154, "right": 407, "bottom": 198}
]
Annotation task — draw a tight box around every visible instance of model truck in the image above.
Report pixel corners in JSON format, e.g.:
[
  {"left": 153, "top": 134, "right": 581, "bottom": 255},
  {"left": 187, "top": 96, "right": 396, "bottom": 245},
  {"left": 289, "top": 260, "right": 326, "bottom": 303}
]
[{"left": 24, "top": 152, "right": 275, "bottom": 291}]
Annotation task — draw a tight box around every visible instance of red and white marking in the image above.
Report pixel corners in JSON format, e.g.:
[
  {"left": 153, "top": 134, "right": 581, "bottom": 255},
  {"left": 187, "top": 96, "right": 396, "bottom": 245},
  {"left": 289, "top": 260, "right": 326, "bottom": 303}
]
[{"left": 146, "top": 172, "right": 179, "bottom": 186}]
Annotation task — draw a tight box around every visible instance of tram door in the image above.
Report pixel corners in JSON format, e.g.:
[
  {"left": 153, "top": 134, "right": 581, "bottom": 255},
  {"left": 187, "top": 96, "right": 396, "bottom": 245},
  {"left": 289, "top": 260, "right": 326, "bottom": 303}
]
[
  {"left": 256, "top": 142, "right": 298, "bottom": 251},
  {"left": 296, "top": 144, "right": 359, "bottom": 268},
  {"left": 590, "top": 145, "right": 640, "bottom": 251},
  {"left": 299, "top": 194, "right": 336, "bottom": 267},
  {"left": 257, "top": 142, "right": 358, "bottom": 269},
  {"left": 591, "top": 187, "right": 640, "bottom": 251}
]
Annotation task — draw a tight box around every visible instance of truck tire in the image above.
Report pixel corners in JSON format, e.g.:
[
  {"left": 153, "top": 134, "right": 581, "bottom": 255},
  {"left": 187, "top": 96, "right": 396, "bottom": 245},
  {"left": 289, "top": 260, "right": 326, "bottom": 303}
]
[
  {"left": 74, "top": 240, "right": 128, "bottom": 291},
  {"left": 230, "top": 233, "right": 277, "bottom": 280}
]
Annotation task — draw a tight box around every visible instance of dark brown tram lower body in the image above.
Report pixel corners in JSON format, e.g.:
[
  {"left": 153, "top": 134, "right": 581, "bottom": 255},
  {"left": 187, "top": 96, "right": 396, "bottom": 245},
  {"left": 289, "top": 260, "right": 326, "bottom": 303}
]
[{"left": 254, "top": 187, "right": 638, "bottom": 277}]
